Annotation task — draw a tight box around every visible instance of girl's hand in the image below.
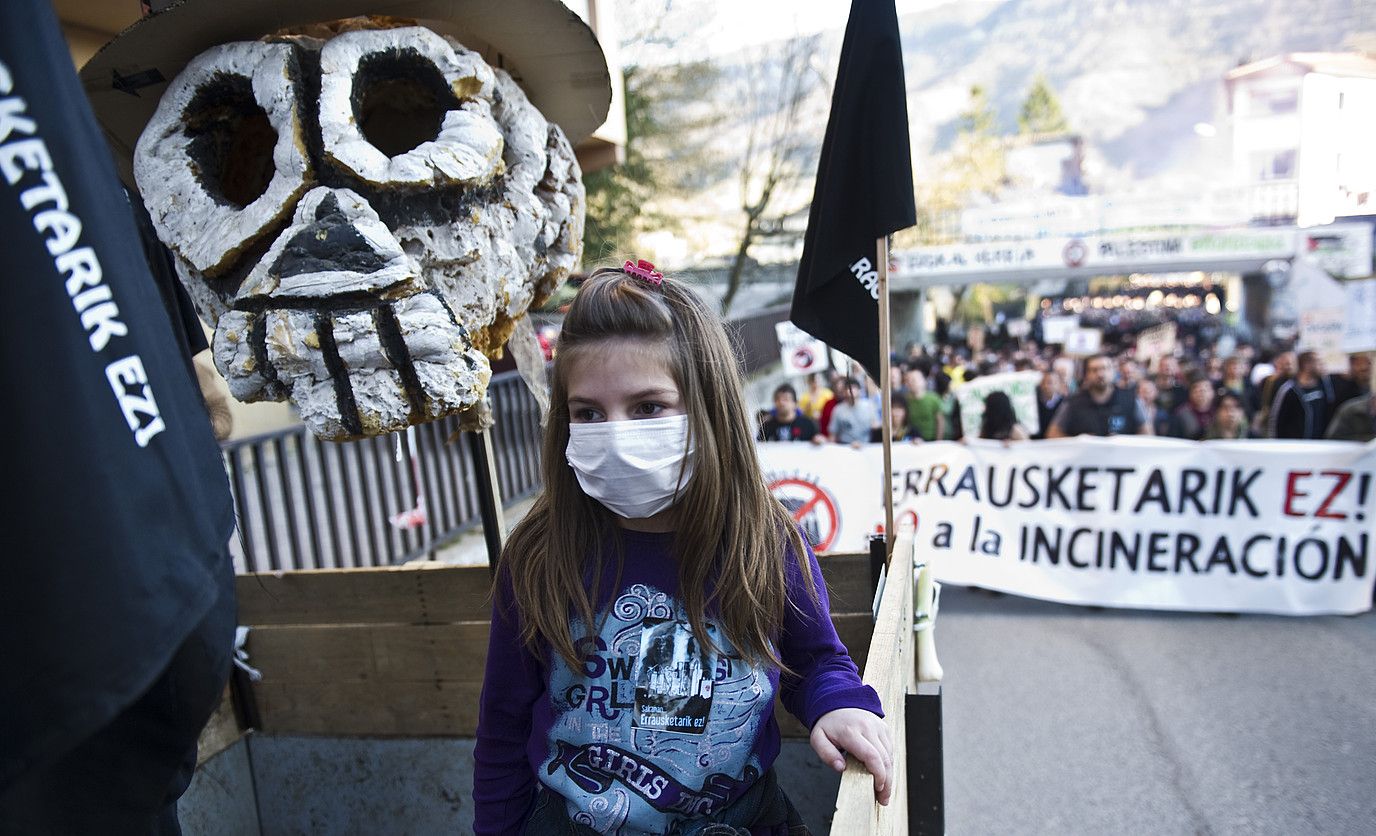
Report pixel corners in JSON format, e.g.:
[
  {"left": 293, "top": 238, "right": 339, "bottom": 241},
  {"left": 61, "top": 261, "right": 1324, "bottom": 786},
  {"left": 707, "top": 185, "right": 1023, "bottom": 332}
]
[{"left": 809, "top": 708, "right": 893, "bottom": 806}]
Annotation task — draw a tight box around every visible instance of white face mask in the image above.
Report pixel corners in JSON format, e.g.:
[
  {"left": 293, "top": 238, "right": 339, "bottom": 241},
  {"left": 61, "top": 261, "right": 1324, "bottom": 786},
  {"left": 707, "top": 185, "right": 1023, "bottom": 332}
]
[{"left": 565, "top": 414, "right": 695, "bottom": 519}]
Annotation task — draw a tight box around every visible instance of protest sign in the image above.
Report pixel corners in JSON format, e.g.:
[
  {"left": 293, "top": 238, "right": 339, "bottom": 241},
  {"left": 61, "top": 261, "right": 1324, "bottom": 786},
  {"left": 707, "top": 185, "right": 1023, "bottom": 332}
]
[
  {"left": 1135, "top": 322, "right": 1177, "bottom": 368},
  {"left": 953, "top": 371, "right": 1042, "bottom": 436},
  {"left": 775, "top": 321, "right": 830, "bottom": 375},
  {"left": 1344, "top": 278, "right": 1376, "bottom": 353},
  {"left": 1063, "top": 327, "right": 1103, "bottom": 356},
  {"left": 1041, "top": 315, "right": 1078, "bottom": 344},
  {"left": 758, "top": 437, "right": 1376, "bottom": 615},
  {"left": 1299, "top": 307, "right": 1348, "bottom": 373}
]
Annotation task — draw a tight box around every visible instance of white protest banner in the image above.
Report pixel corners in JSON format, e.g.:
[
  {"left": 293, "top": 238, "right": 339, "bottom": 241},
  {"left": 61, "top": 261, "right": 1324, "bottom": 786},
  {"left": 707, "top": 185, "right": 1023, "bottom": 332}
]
[
  {"left": 758, "top": 438, "right": 1376, "bottom": 615},
  {"left": 1344, "top": 278, "right": 1376, "bottom": 353},
  {"left": 1135, "top": 322, "right": 1177, "bottom": 367},
  {"left": 1299, "top": 307, "right": 1349, "bottom": 373},
  {"left": 1063, "top": 327, "right": 1102, "bottom": 356},
  {"left": 953, "top": 371, "right": 1042, "bottom": 436},
  {"left": 1041, "top": 315, "right": 1078, "bottom": 344},
  {"left": 775, "top": 321, "right": 830, "bottom": 375},
  {"left": 1302, "top": 223, "right": 1374, "bottom": 280}
]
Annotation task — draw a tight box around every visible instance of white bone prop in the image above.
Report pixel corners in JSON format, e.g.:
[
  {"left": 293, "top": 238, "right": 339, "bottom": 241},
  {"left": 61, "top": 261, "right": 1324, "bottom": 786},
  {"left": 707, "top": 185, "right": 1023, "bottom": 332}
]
[
  {"left": 233, "top": 187, "right": 422, "bottom": 302},
  {"left": 914, "top": 560, "right": 944, "bottom": 683},
  {"left": 134, "top": 24, "right": 581, "bottom": 440},
  {"left": 318, "top": 28, "right": 503, "bottom": 186},
  {"left": 135, "top": 41, "right": 310, "bottom": 278}
]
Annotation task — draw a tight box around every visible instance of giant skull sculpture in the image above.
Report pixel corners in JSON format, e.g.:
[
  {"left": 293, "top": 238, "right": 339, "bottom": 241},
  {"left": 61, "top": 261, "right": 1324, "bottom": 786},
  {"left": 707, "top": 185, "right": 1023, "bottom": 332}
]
[{"left": 133, "top": 20, "right": 583, "bottom": 439}]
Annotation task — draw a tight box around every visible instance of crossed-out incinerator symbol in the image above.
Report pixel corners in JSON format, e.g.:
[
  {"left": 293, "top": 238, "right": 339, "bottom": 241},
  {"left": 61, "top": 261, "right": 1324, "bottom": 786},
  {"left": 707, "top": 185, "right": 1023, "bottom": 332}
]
[{"left": 768, "top": 478, "right": 840, "bottom": 553}]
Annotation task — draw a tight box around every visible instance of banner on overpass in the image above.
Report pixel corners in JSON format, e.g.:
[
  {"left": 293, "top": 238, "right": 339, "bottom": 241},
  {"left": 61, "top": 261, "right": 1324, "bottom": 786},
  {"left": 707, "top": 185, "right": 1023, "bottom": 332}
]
[
  {"left": 893, "top": 228, "right": 1296, "bottom": 281},
  {"left": 758, "top": 437, "right": 1376, "bottom": 615}
]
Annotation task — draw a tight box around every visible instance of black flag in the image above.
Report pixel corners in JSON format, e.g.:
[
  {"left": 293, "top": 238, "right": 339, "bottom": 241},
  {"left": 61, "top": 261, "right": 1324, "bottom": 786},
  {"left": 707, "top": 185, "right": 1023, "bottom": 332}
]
[
  {"left": 791, "top": 0, "right": 915, "bottom": 383},
  {"left": 1, "top": 0, "right": 234, "bottom": 790}
]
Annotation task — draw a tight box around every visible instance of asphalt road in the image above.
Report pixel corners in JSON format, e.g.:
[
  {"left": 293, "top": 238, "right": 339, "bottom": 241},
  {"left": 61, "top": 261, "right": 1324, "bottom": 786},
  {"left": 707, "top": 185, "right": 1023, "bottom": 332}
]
[{"left": 933, "top": 587, "right": 1376, "bottom": 835}]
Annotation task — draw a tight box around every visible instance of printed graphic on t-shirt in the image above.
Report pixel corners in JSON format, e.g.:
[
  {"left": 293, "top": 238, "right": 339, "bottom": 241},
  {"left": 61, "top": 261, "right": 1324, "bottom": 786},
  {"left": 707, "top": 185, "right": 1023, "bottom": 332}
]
[
  {"left": 542, "top": 583, "right": 774, "bottom": 835},
  {"left": 632, "top": 617, "right": 712, "bottom": 734}
]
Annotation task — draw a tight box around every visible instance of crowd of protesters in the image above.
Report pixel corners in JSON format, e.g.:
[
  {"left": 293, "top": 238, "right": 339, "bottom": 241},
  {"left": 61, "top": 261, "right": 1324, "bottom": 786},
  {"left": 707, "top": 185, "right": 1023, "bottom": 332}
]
[{"left": 758, "top": 335, "right": 1376, "bottom": 445}]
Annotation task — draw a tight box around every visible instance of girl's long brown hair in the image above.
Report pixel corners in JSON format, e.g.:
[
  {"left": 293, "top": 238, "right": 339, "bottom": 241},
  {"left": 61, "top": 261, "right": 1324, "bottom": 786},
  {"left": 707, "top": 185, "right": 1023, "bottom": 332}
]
[{"left": 501, "top": 266, "right": 812, "bottom": 673}]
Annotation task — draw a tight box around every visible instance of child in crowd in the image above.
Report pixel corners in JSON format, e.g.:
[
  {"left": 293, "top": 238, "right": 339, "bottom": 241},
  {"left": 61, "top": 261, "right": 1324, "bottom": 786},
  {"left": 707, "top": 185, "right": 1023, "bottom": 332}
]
[{"left": 473, "top": 262, "right": 890, "bottom": 835}]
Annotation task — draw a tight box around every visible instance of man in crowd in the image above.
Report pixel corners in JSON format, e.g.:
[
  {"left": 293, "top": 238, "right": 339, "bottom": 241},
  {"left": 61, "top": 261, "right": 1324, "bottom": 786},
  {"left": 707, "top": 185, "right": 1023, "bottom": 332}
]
[
  {"left": 1047, "top": 354, "right": 1151, "bottom": 437},
  {"left": 1269, "top": 351, "right": 1337, "bottom": 439},
  {"left": 1154, "top": 355, "right": 1189, "bottom": 414},
  {"left": 1117, "top": 358, "right": 1144, "bottom": 391},
  {"left": 826, "top": 377, "right": 879, "bottom": 446},
  {"left": 1170, "top": 375, "right": 1216, "bottom": 440},
  {"left": 1217, "top": 356, "right": 1254, "bottom": 418},
  {"left": 1329, "top": 352, "right": 1373, "bottom": 407},
  {"left": 1032, "top": 371, "right": 1066, "bottom": 440},
  {"left": 758, "top": 384, "right": 821, "bottom": 443},
  {"left": 1253, "top": 350, "right": 1296, "bottom": 433},
  {"left": 904, "top": 369, "right": 945, "bottom": 442},
  {"left": 1326, "top": 389, "right": 1376, "bottom": 442},
  {"left": 1136, "top": 378, "right": 1173, "bottom": 437}
]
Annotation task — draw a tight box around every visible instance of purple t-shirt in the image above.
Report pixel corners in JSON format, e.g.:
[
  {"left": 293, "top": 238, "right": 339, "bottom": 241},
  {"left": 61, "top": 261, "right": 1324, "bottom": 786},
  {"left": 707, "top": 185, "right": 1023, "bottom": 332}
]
[{"left": 472, "top": 528, "right": 882, "bottom": 835}]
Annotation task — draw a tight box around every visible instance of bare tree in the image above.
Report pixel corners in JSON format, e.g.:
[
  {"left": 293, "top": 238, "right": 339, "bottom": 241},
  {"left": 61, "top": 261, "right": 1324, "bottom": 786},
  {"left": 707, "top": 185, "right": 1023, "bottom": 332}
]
[{"left": 720, "top": 34, "right": 824, "bottom": 315}]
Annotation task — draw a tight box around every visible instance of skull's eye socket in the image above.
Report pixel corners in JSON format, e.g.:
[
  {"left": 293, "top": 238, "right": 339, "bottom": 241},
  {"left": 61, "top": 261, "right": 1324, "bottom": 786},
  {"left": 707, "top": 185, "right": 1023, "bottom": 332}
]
[
  {"left": 183, "top": 74, "right": 279, "bottom": 208},
  {"left": 353, "top": 51, "right": 459, "bottom": 158}
]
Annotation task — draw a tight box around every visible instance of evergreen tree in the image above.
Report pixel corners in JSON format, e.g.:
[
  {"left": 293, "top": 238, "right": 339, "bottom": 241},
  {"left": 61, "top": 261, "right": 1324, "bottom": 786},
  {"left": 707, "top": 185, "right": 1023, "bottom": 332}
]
[
  {"left": 1018, "top": 74, "right": 1069, "bottom": 135},
  {"left": 961, "top": 84, "right": 997, "bottom": 135},
  {"left": 582, "top": 67, "right": 656, "bottom": 263},
  {"left": 581, "top": 62, "right": 723, "bottom": 263}
]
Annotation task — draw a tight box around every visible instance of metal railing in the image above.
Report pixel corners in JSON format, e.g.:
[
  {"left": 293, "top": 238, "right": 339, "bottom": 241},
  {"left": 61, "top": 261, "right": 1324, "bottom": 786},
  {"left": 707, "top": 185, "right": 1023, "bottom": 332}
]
[{"left": 223, "top": 369, "right": 543, "bottom": 573}]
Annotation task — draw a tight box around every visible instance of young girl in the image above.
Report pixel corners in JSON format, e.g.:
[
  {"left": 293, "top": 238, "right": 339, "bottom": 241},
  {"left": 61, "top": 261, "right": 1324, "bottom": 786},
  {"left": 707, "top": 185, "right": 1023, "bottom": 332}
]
[{"left": 473, "top": 262, "right": 890, "bottom": 835}]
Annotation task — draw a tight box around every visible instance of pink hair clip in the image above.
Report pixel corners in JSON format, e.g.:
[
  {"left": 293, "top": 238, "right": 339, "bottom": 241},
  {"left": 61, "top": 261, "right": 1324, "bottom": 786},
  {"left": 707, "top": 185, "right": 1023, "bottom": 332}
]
[{"left": 623, "top": 259, "right": 664, "bottom": 286}]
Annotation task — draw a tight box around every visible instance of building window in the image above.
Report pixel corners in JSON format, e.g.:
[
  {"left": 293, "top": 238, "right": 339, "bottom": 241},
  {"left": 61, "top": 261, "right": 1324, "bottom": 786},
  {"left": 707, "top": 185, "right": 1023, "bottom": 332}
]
[
  {"left": 1250, "top": 88, "right": 1298, "bottom": 115},
  {"left": 1251, "top": 148, "right": 1296, "bottom": 181}
]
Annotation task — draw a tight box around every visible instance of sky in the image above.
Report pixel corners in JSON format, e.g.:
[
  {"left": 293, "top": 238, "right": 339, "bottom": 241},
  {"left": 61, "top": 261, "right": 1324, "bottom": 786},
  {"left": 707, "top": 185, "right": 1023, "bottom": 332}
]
[{"left": 617, "top": 0, "right": 960, "bottom": 64}]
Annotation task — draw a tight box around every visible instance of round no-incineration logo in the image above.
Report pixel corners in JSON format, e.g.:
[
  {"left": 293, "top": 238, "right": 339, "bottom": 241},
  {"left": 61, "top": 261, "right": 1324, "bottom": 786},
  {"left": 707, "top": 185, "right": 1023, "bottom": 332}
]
[
  {"left": 790, "top": 346, "right": 817, "bottom": 372},
  {"left": 769, "top": 477, "right": 840, "bottom": 552}
]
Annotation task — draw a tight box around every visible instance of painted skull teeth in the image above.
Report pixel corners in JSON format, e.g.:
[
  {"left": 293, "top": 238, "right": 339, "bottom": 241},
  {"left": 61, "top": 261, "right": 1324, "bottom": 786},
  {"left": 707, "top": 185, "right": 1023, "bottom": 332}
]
[{"left": 134, "top": 23, "right": 583, "bottom": 440}]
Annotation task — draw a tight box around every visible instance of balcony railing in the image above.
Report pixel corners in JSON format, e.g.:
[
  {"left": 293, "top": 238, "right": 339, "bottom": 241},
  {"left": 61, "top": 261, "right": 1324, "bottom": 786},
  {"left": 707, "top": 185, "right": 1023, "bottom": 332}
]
[{"left": 223, "top": 369, "right": 543, "bottom": 573}]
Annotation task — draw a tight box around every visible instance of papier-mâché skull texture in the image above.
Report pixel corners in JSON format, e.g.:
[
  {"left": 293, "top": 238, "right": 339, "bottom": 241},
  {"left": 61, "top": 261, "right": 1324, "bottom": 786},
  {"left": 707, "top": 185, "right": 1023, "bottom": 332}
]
[{"left": 132, "top": 19, "right": 583, "bottom": 440}]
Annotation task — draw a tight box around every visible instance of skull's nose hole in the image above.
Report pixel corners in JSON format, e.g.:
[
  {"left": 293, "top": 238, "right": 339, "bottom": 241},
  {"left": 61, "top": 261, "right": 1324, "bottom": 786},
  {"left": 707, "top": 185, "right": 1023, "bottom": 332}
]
[
  {"left": 182, "top": 75, "right": 277, "bottom": 208},
  {"left": 353, "top": 50, "right": 459, "bottom": 158}
]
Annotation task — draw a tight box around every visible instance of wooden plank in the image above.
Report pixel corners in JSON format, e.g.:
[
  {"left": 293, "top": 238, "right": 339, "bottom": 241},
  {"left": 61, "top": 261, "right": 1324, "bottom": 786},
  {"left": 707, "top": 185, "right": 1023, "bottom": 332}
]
[
  {"left": 244, "top": 616, "right": 866, "bottom": 688},
  {"left": 833, "top": 612, "right": 873, "bottom": 673},
  {"left": 237, "top": 562, "right": 491, "bottom": 625},
  {"left": 245, "top": 623, "right": 491, "bottom": 683},
  {"left": 819, "top": 552, "right": 873, "bottom": 614},
  {"left": 253, "top": 679, "right": 484, "bottom": 737},
  {"left": 832, "top": 532, "right": 916, "bottom": 834},
  {"left": 237, "top": 553, "right": 871, "bottom": 626},
  {"left": 245, "top": 614, "right": 872, "bottom": 738},
  {"left": 195, "top": 685, "right": 244, "bottom": 765}
]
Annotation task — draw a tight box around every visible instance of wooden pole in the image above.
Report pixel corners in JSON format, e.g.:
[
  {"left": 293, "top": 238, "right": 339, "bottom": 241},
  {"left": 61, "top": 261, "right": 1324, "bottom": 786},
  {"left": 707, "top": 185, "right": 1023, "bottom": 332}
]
[
  {"left": 877, "top": 235, "right": 895, "bottom": 560},
  {"left": 466, "top": 427, "right": 506, "bottom": 575}
]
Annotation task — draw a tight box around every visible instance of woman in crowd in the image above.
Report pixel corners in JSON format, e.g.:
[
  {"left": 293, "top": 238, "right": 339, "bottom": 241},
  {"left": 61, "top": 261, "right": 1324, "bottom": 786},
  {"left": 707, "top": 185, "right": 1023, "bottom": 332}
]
[
  {"left": 979, "top": 391, "right": 1029, "bottom": 442},
  {"left": 1203, "top": 392, "right": 1251, "bottom": 440},
  {"left": 871, "top": 394, "right": 921, "bottom": 443}
]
